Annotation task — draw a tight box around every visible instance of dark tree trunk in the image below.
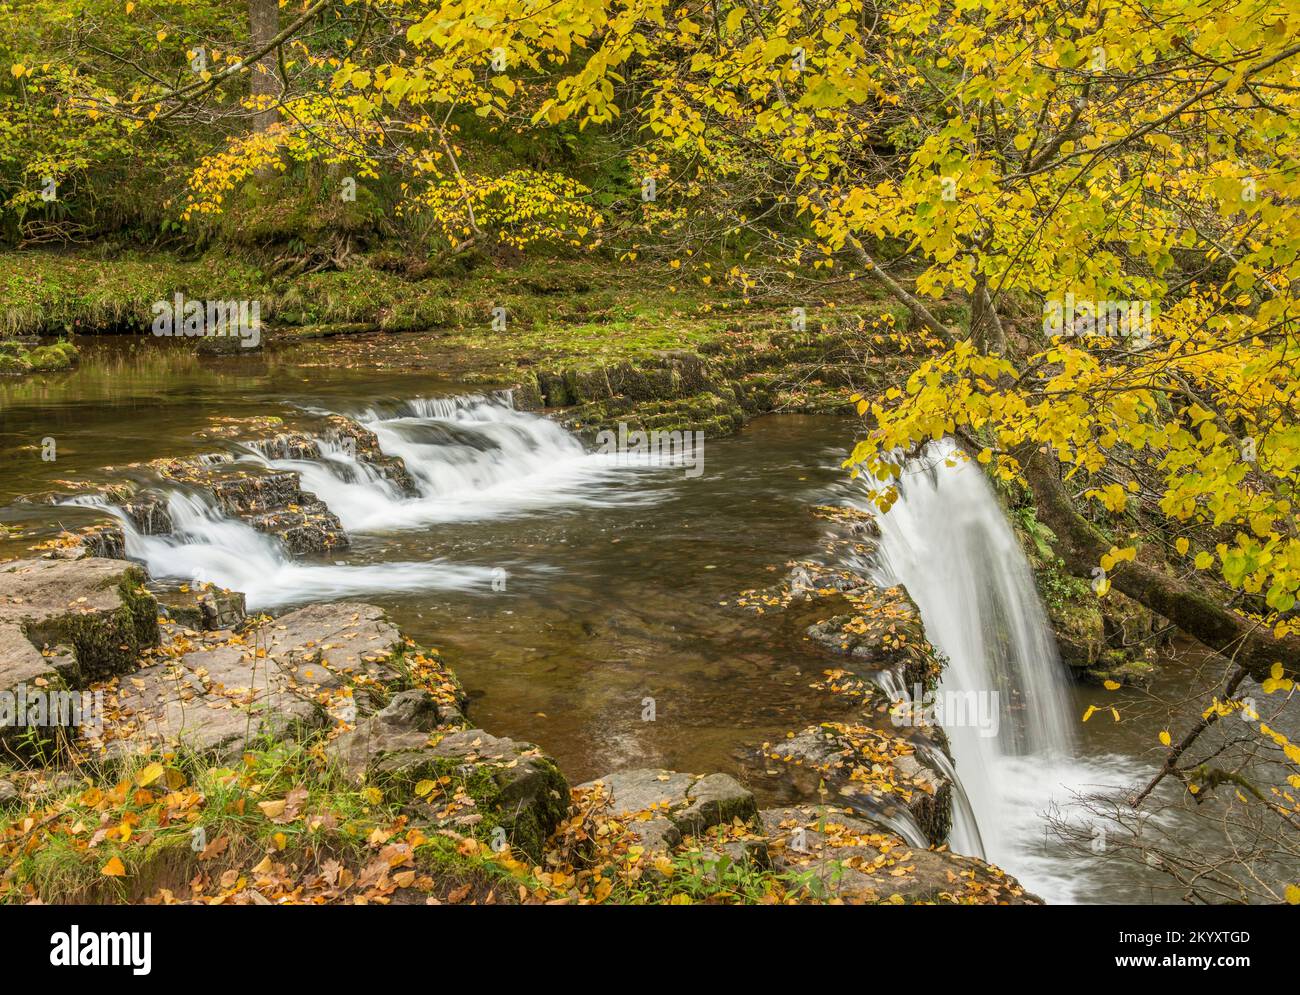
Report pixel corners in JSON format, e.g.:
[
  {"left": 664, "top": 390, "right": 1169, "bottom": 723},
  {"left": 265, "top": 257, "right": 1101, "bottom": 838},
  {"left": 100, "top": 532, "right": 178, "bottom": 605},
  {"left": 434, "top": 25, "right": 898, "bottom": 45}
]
[
  {"left": 248, "top": 0, "right": 280, "bottom": 132},
  {"left": 1019, "top": 444, "right": 1300, "bottom": 682}
]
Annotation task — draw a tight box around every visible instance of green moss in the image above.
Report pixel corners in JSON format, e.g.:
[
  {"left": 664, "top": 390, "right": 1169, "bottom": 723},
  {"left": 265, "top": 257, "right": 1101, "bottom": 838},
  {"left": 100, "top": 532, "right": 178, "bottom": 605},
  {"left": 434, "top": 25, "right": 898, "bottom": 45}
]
[{"left": 24, "top": 567, "right": 160, "bottom": 684}]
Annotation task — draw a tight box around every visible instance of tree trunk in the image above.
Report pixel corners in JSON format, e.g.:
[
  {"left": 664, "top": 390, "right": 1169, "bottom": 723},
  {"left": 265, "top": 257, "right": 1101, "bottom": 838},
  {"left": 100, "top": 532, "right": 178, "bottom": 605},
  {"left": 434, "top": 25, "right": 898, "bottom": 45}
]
[
  {"left": 1018, "top": 444, "right": 1300, "bottom": 682},
  {"left": 248, "top": 0, "right": 280, "bottom": 132}
]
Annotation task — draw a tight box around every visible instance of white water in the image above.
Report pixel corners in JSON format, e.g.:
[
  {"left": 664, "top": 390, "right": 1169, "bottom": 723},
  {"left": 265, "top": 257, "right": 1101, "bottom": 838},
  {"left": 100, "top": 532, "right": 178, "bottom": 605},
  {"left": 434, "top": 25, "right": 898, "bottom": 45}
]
[
  {"left": 857, "top": 439, "right": 1138, "bottom": 903},
  {"left": 97, "top": 491, "right": 500, "bottom": 610},
  {"left": 251, "top": 393, "right": 674, "bottom": 531},
  {"left": 79, "top": 393, "right": 680, "bottom": 610}
]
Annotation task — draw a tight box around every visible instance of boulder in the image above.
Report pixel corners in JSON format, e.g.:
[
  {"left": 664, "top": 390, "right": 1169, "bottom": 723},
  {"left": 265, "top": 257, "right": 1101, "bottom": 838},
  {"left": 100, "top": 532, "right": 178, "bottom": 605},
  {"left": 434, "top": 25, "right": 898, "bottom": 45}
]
[
  {"left": 0, "top": 557, "right": 159, "bottom": 688},
  {"left": 327, "top": 688, "right": 462, "bottom": 782},
  {"left": 369, "top": 729, "right": 568, "bottom": 861}
]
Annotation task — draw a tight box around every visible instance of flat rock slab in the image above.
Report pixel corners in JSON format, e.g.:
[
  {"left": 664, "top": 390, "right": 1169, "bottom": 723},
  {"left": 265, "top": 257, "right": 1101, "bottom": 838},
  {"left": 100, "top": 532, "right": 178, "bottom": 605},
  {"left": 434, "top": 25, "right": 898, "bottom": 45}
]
[
  {"left": 98, "top": 601, "right": 403, "bottom": 760},
  {"left": 577, "top": 768, "right": 759, "bottom": 851},
  {"left": 0, "top": 557, "right": 158, "bottom": 689}
]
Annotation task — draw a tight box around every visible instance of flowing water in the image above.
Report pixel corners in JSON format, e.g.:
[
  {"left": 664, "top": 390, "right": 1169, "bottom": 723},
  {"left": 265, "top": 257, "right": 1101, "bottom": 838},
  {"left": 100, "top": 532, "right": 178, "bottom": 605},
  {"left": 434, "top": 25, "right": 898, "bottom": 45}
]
[
  {"left": 845, "top": 442, "right": 1152, "bottom": 902},
  {"left": 0, "top": 338, "right": 1271, "bottom": 904}
]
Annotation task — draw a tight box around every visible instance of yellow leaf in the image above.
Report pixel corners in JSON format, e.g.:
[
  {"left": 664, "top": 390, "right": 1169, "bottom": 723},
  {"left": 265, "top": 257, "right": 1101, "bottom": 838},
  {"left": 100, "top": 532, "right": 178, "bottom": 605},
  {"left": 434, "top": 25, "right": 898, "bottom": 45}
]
[
  {"left": 257, "top": 799, "right": 287, "bottom": 820},
  {"left": 414, "top": 779, "right": 437, "bottom": 798},
  {"left": 1285, "top": 884, "right": 1300, "bottom": 905},
  {"left": 1082, "top": 705, "right": 1098, "bottom": 722},
  {"left": 156, "top": 30, "right": 167, "bottom": 42},
  {"left": 1159, "top": 730, "right": 1172, "bottom": 747},
  {"left": 1175, "top": 537, "right": 1189, "bottom": 556},
  {"left": 136, "top": 762, "right": 165, "bottom": 787},
  {"left": 1102, "top": 680, "right": 1121, "bottom": 691},
  {"left": 10, "top": 64, "right": 25, "bottom": 78},
  {"left": 101, "top": 856, "right": 126, "bottom": 877}
]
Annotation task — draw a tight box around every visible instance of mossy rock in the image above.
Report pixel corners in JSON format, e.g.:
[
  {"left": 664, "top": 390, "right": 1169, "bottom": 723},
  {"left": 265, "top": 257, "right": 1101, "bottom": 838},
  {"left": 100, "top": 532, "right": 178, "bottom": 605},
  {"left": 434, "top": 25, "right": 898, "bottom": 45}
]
[
  {"left": 369, "top": 729, "right": 569, "bottom": 862},
  {"left": 0, "top": 339, "right": 78, "bottom": 374}
]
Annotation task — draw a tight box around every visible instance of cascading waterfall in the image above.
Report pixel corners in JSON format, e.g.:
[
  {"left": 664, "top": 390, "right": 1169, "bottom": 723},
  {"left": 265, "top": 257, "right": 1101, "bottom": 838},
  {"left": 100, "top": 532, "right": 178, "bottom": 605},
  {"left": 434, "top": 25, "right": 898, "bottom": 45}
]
[
  {"left": 73, "top": 393, "right": 676, "bottom": 610},
  {"left": 93, "top": 490, "right": 500, "bottom": 610},
  {"left": 255, "top": 393, "right": 670, "bottom": 531},
  {"left": 849, "top": 438, "right": 1101, "bottom": 901}
]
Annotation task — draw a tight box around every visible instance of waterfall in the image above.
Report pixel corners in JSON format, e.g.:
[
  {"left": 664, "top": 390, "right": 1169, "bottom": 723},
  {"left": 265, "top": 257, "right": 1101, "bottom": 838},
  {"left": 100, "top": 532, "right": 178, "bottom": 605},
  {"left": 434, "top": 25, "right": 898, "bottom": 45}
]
[
  {"left": 257, "top": 393, "right": 669, "bottom": 531},
  {"left": 99, "top": 491, "right": 500, "bottom": 610},
  {"left": 852, "top": 439, "right": 1103, "bottom": 901},
  {"left": 71, "top": 393, "right": 674, "bottom": 610}
]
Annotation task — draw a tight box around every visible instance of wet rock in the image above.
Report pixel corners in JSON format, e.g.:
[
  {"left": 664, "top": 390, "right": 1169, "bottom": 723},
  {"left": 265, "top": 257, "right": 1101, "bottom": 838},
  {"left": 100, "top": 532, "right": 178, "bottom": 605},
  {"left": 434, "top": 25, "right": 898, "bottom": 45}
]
[
  {"left": 1075, "top": 648, "right": 1156, "bottom": 688},
  {"left": 121, "top": 493, "right": 173, "bottom": 536},
  {"left": 762, "top": 722, "right": 952, "bottom": 847},
  {"left": 209, "top": 470, "right": 305, "bottom": 517},
  {"left": 161, "top": 463, "right": 350, "bottom": 554},
  {"left": 510, "top": 379, "right": 544, "bottom": 411},
  {"left": 321, "top": 416, "right": 419, "bottom": 497},
  {"left": 759, "top": 805, "right": 1040, "bottom": 904},
  {"left": 153, "top": 584, "right": 246, "bottom": 631},
  {"left": 245, "top": 502, "right": 347, "bottom": 555},
  {"left": 370, "top": 729, "right": 569, "bottom": 861},
  {"left": 79, "top": 525, "right": 127, "bottom": 560},
  {"left": 0, "top": 557, "right": 159, "bottom": 688},
  {"left": 250, "top": 432, "right": 321, "bottom": 462}
]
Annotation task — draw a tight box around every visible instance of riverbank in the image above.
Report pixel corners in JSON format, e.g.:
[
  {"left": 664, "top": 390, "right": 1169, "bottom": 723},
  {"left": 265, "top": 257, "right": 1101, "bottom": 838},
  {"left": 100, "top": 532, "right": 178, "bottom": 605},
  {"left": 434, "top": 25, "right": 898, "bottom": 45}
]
[{"left": 0, "top": 522, "right": 1035, "bottom": 905}]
